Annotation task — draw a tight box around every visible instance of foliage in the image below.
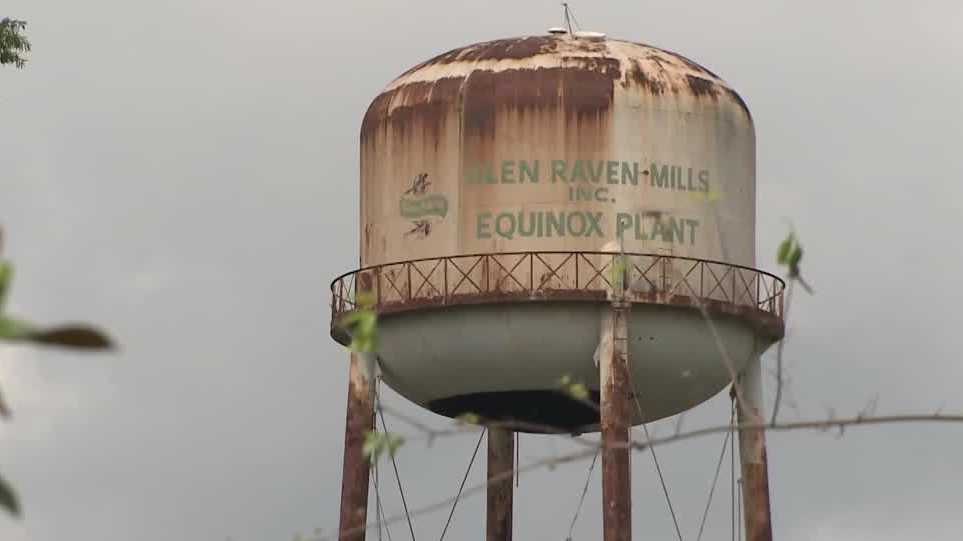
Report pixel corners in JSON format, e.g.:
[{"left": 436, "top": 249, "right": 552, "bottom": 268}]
[
  {"left": 776, "top": 232, "right": 813, "bottom": 293},
  {"left": 363, "top": 430, "right": 405, "bottom": 463},
  {"left": 455, "top": 412, "right": 481, "bottom": 425},
  {"left": 609, "top": 253, "right": 627, "bottom": 292},
  {"left": 0, "top": 475, "right": 18, "bottom": 518},
  {"left": 558, "top": 374, "right": 589, "bottom": 401},
  {"left": 339, "top": 292, "right": 377, "bottom": 353},
  {"left": 0, "top": 262, "right": 114, "bottom": 350},
  {"left": 0, "top": 229, "right": 116, "bottom": 518},
  {"left": 0, "top": 18, "right": 30, "bottom": 69},
  {"left": 776, "top": 233, "right": 802, "bottom": 276}
]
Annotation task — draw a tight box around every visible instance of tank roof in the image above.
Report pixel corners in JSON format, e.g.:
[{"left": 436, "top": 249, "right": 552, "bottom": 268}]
[
  {"left": 363, "top": 35, "right": 751, "bottom": 141},
  {"left": 388, "top": 35, "right": 742, "bottom": 103}
]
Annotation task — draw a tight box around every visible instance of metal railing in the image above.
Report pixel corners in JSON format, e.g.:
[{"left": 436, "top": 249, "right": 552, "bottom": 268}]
[{"left": 330, "top": 251, "right": 785, "bottom": 337}]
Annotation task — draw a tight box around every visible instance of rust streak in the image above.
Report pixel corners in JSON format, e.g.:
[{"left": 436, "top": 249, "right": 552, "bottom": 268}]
[{"left": 685, "top": 74, "right": 719, "bottom": 98}]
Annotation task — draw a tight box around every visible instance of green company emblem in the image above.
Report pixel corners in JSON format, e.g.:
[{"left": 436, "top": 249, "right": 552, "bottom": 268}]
[
  {"left": 401, "top": 173, "right": 448, "bottom": 239},
  {"left": 400, "top": 194, "right": 448, "bottom": 219}
]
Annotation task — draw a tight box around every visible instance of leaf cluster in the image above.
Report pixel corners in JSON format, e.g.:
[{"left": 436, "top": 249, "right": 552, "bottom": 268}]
[
  {"left": 339, "top": 292, "right": 378, "bottom": 353},
  {"left": 362, "top": 431, "right": 405, "bottom": 463},
  {"left": 776, "top": 232, "right": 813, "bottom": 294},
  {"left": 0, "top": 233, "right": 116, "bottom": 518},
  {"left": 0, "top": 18, "right": 31, "bottom": 69},
  {"left": 0, "top": 262, "right": 114, "bottom": 349},
  {"left": 558, "top": 374, "right": 589, "bottom": 401},
  {"left": 776, "top": 233, "right": 803, "bottom": 277}
]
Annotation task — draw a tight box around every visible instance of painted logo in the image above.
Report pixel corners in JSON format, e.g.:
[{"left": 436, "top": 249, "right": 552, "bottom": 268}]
[{"left": 400, "top": 173, "right": 448, "bottom": 239}]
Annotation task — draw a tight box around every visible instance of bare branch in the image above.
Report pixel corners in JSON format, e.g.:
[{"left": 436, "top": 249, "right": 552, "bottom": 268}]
[{"left": 325, "top": 411, "right": 963, "bottom": 540}]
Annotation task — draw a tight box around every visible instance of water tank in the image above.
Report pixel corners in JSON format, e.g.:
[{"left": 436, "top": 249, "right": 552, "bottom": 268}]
[{"left": 333, "top": 34, "right": 784, "bottom": 432}]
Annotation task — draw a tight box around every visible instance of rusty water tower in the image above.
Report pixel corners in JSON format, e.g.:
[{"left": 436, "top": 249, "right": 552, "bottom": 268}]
[{"left": 331, "top": 30, "right": 784, "bottom": 541}]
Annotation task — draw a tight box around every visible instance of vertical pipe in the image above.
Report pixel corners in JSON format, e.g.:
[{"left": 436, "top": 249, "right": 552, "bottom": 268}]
[
  {"left": 737, "top": 357, "right": 773, "bottom": 541},
  {"left": 600, "top": 303, "right": 632, "bottom": 541},
  {"left": 338, "top": 352, "right": 376, "bottom": 541},
  {"left": 487, "top": 426, "right": 514, "bottom": 541}
]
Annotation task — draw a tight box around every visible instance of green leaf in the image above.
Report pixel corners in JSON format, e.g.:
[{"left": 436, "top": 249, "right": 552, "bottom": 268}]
[
  {"left": 0, "top": 472, "right": 20, "bottom": 517},
  {"left": 28, "top": 325, "right": 115, "bottom": 350},
  {"left": 0, "top": 318, "right": 115, "bottom": 350},
  {"left": 340, "top": 307, "right": 378, "bottom": 353},
  {"left": 776, "top": 232, "right": 804, "bottom": 277},
  {"left": 568, "top": 383, "right": 589, "bottom": 401},
  {"left": 0, "top": 317, "right": 36, "bottom": 341},
  {"left": 0, "top": 262, "right": 13, "bottom": 312},
  {"left": 455, "top": 412, "right": 481, "bottom": 425},
  {"left": 362, "top": 431, "right": 382, "bottom": 462},
  {"left": 776, "top": 233, "right": 795, "bottom": 265},
  {"left": 0, "top": 384, "right": 11, "bottom": 419},
  {"left": 558, "top": 374, "right": 589, "bottom": 401},
  {"left": 787, "top": 244, "right": 803, "bottom": 271},
  {"left": 608, "top": 254, "right": 627, "bottom": 290},
  {"left": 362, "top": 431, "right": 406, "bottom": 463},
  {"left": 385, "top": 433, "right": 405, "bottom": 457}
]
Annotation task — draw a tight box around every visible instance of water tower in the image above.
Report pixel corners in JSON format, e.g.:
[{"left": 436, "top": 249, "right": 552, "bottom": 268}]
[{"left": 331, "top": 29, "right": 784, "bottom": 541}]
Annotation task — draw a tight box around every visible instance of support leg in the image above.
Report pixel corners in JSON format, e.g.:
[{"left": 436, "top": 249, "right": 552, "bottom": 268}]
[
  {"left": 600, "top": 304, "right": 632, "bottom": 541},
  {"left": 338, "top": 352, "right": 376, "bottom": 541},
  {"left": 486, "top": 426, "right": 514, "bottom": 541},
  {"left": 737, "top": 357, "right": 773, "bottom": 541}
]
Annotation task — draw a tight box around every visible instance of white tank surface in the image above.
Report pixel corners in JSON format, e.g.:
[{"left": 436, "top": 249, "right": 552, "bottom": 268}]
[{"left": 333, "top": 33, "right": 784, "bottom": 432}]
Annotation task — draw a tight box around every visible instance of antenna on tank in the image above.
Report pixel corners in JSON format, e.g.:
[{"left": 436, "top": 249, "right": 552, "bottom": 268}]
[{"left": 561, "top": 2, "right": 581, "bottom": 34}]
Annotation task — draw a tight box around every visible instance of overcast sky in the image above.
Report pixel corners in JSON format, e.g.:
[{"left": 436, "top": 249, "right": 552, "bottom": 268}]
[{"left": 1, "top": 1, "right": 962, "bottom": 540}]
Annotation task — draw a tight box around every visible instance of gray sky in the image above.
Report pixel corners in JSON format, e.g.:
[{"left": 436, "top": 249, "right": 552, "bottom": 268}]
[{"left": 1, "top": 1, "right": 962, "bottom": 540}]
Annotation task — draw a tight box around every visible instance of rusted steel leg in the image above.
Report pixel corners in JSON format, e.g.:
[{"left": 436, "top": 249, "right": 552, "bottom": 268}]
[
  {"left": 338, "top": 352, "right": 376, "bottom": 541},
  {"left": 600, "top": 304, "right": 632, "bottom": 541},
  {"left": 486, "top": 426, "right": 514, "bottom": 541},
  {"left": 737, "top": 357, "right": 773, "bottom": 541}
]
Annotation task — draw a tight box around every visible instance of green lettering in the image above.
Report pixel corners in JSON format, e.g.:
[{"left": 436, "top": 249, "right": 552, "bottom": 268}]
[
  {"left": 546, "top": 212, "right": 565, "bottom": 237},
  {"left": 588, "top": 161, "right": 604, "bottom": 183},
  {"left": 670, "top": 216, "right": 684, "bottom": 243},
  {"left": 477, "top": 212, "right": 492, "bottom": 238},
  {"left": 616, "top": 213, "right": 633, "bottom": 239},
  {"left": 520, "top": 160, "right": 539, "bottom": 183},
  {"left": 571, "top": 160, "right": 587, "bottom": 183},
  {"left": 518, "top": 212, "right": 540, "bottom": 237},
  {"left": 652, "top": 218, "right": 666, "bottom": 241},
  {"left": 567, "top": 212, "right": 586, "bottom": 236},
  {"left": 686, "top": 219, "right": 699, "bottom": 244},
  {"left": 495, "top": 212, "right": 515, "bottom": 239},
  {"left": 501, "top": 160, "right": 516, "bottom": 183},
  {"left": 551, "top": 160, "right": 568, "bottom": 182},
  {"left": 584, "top": 212, "right": 603, "bottom": 237},
  {"left": 651, "top": 163, "right": 669, "bottom": 188},
  {"left": 606, "top": 161, "right": 619, "bottom": 184},
  {"left": 621, "top": 162, "right": 639, "bottom": 185}
]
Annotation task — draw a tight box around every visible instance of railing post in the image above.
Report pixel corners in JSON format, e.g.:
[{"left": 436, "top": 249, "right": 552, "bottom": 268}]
[
  {"left": 444, "top": 258, "right": 449, "bottom": 305},
  {"left": 699, "top": 262, "right": 705, "bottom": 301},
  {"left": 376, "top": 268, "right": 382, "bottom": 307},
  {"left": 732, "top": 267, "right": 737, "bottom": 304},
  {"left": 485, "top": 255, "right": 490, "bottom": 293},
  {"left": 779, "top": 283, "right": 785, "bottom": 318},
  {"left": 575, "top": 253, "right": 580, "bottom": 289},
  {"left": 407, "top": 263, "right": 412, "bottom": 301},
  {"left": 661, "top": 257, "right": 667, "bottom": 294},
  {"left": 529, "top": 253, "right": 534, "bottom": 294},
  {"left": 756, "top": 273, "right": 761, "bottom": 308}
]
